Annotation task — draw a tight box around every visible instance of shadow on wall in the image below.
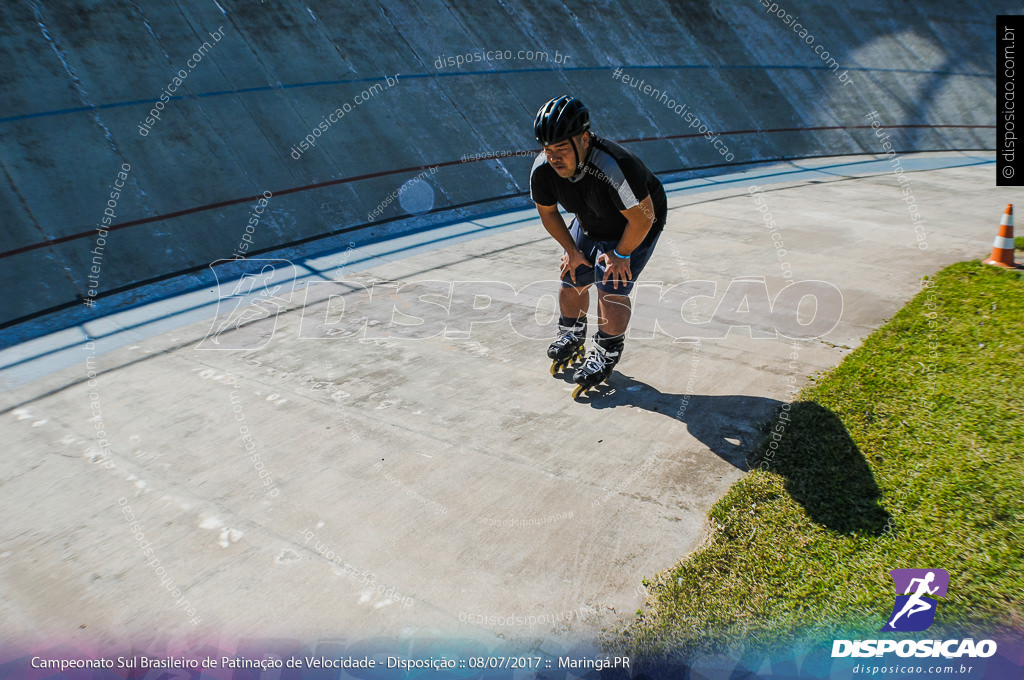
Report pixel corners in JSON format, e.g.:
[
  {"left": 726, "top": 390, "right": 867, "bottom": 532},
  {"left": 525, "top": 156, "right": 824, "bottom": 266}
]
[{"left": 746, "top": 401, "right": 891, "bottom": 535}]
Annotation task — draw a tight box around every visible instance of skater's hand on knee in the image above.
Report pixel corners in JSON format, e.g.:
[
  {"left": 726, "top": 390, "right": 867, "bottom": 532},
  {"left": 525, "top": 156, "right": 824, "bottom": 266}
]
[
  {"left": 598, "top": 252, "right": 632, "bottom": 289},
  {"left": 560, "top": 249, "right": 590, "bottom": 285}
]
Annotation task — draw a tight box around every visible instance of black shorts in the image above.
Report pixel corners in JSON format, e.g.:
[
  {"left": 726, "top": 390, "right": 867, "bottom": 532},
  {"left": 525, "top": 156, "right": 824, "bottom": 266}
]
[{"left": 560, "top": 218, "right": 660, "bottom": 295}]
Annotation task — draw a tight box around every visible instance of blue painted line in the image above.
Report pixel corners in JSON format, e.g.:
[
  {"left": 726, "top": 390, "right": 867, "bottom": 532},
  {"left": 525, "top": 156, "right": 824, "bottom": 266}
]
[
  {"left": 0, "top": 64, "right": 993, "bottom": 124},
  {"left": 662, "top": 155, "right": 995, "bottom": 194}
]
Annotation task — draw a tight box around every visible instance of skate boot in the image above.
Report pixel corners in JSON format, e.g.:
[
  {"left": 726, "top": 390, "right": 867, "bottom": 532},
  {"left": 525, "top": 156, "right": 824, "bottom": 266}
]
[
  {"left": 547, "top": 316, "right": 587, "bottom": 375},
  {"left": 572, "top": 332, "right": 624, "bottom": 398}
]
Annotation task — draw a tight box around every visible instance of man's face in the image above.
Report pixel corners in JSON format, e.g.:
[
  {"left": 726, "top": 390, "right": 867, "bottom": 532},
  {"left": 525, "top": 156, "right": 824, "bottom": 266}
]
[{"left": 543, "top": 133, "right": 587, "bottom": 178}]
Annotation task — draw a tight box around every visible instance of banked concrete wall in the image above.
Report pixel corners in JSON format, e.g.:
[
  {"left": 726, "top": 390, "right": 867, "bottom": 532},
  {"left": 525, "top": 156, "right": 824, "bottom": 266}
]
[{"left": 0, "top": 0, "right": 1001, "bottom": 333}]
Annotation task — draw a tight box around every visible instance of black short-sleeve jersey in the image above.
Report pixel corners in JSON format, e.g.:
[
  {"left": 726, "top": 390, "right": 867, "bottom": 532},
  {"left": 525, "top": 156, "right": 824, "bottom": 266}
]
[{"left": 530, "top": 135, "right": 667, "bottom": 241}]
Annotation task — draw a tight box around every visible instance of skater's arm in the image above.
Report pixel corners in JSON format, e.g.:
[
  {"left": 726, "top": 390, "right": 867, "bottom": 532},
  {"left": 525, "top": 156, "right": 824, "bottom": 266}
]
[
  {"left": 597, "top": 196, "right": 655, "bottom": 289},
  {"left": 536, "top": 203, "right": 589, "bottom": 284},
  {"left": 615, "top": 195, "right": 656, "bottom": 256},
  {"left": 536, "top": 203, "right": 577, "bottom": 253}
]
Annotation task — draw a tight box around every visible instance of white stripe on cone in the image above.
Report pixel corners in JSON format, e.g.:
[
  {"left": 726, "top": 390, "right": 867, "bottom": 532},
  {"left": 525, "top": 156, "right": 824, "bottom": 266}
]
[
  {"left": 994, "top": 235, "right": 1016, "bottom": 249},
  {"left": 1001, "top": 213, "right": 1014, "bottom": 227}
]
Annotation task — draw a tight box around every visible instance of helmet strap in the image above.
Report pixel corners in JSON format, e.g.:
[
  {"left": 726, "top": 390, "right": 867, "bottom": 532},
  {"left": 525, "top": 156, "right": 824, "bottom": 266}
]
[{"left": 569, "top": 133, "right": 587, "bottom": 180}]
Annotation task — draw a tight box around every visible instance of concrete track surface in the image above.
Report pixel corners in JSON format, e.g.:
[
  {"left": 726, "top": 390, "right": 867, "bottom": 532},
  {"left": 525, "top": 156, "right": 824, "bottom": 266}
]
[
  {"left": 0, "top": 0, "right": 1012, "bottom": 658},
  {"left": 0, "top": 153, "right": 1008, "bottom": 650}
]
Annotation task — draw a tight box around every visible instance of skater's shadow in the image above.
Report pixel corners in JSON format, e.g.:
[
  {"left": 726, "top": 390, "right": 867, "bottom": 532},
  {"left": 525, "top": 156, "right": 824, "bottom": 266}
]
[
  {"left": 579, "top": 374, "right": 891, "bottom": 534},
  {"left": 576, "top": 373, "right": 781, "bottom": 469},
  {"left": 747, "top": 400, "right": 891, "bottom": 535}
]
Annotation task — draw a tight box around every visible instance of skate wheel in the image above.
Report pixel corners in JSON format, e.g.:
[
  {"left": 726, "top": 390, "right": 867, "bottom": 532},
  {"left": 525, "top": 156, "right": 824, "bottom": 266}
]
[
  {"left": 550, "top": 361, "right": 560, "bottom": 376},
  {"left": 572, "top": 384, "right": 586, "bottom": 399}
]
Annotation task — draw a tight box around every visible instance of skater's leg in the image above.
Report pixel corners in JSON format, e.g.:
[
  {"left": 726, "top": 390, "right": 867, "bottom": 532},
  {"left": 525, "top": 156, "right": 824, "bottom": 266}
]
[
  {"left": 591, "top": 229, "right": 659, "bottom": 336},
  {"left": 559, "top": 218, "right": 596, "bottom": 321},
  {"left": 559, "top": 283, "right": 590, "bottom": 322},
  {"left": 548, "top": 283, "right": 591, "bottom": 368},
  {"left": 550, "top": 227, "right": 594, "bottom": 371},
  {"left": 596, "top": 290, "right": 631, "bottom": 336},
  {"left": 573, "top": 291, "right": 628, "bottom": 392}
]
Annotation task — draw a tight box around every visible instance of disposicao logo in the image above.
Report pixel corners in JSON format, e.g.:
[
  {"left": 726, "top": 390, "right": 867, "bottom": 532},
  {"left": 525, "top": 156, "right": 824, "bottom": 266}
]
[
  {"left": 831, "top": 569, "right": 997, "bottom": 659},
  {"left": 881, "top": 568, "right": 949, "bottom": 632}
]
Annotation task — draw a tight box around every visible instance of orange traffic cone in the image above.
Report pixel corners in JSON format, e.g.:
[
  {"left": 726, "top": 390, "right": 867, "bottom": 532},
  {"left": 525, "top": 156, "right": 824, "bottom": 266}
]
[{"left": 983, "top": 204, "right": 1019, "bottom": 268}]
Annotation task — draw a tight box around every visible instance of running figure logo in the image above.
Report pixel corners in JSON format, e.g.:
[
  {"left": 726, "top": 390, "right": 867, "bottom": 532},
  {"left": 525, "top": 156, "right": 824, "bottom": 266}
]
[{"left": 881, "top": 568, "right": 949, "bottom": 632}]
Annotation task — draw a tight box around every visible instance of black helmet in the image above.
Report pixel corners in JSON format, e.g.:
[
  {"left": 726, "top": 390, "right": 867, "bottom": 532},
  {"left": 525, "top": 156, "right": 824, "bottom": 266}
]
[{"left": 534, "top": 95, "right": 590, "bottom": 146}]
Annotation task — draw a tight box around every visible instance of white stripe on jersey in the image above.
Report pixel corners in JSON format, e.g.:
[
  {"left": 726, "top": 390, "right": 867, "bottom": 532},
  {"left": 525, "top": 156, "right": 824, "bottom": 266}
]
[{"left": 588, "top": 148, "right": 640, "bottom": 209}]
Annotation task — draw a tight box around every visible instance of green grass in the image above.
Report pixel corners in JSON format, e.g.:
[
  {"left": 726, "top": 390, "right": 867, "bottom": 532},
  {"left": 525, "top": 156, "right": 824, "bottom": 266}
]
[
  {"left": 611, "top": 261, "right": 1024, "bottom": 661},
  {"left": 1015, "top": 235, "right": 1024, "bottom": 250}
]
